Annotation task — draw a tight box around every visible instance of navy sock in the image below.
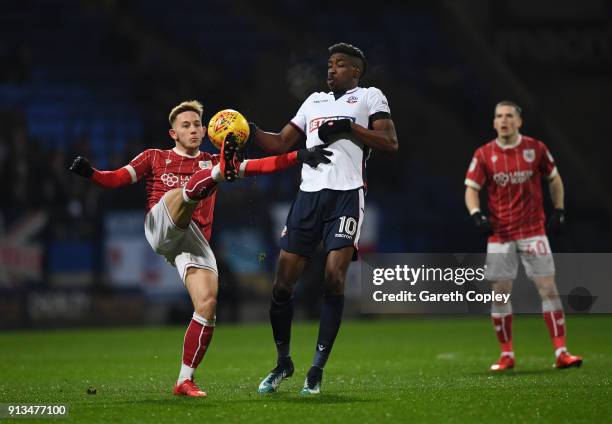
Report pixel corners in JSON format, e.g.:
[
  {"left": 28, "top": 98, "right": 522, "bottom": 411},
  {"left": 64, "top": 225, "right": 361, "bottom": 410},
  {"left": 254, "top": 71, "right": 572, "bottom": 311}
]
[
  {"left": 312, "top": 295, "right": 345, "bottom": 369},
  {"left": 269, "top": 292, "right": 294, "bottom": 362}
]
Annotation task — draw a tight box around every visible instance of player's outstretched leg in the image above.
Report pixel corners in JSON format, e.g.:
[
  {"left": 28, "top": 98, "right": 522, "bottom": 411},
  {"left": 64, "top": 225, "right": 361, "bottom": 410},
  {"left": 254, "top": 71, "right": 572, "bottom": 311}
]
[
  {"left": 258, "top": 251, "right": 305, "bottom": 394},
  {"left": 301, "top": 247, "right": 351, "bottom": 395},
  {"left": 534, "top": 277, "right": 583, "bottom": 369},
  {"left": 181, "top": 132, "right": 241, "bottom": 206},
  {"left": 489, "top": 281, "right": 515, "bottom": 371}
]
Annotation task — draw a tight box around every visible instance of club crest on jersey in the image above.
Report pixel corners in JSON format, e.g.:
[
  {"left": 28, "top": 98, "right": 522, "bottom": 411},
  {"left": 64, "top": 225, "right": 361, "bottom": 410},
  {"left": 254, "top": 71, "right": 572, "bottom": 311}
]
[
  {"left": 491, "top": 155, "right": 498, "bottom": 163},
  {"left": 165, "top": 159, "right": 172, "bottom": 164},
  {"left": 346, "top": 96, "right": 358, "bottom": 104},
  {"left": 523, "top": 149, "right": 535, "bottom": 163},
  {"left": 199, "top": 160, "right": 212, "bottom": 170}
]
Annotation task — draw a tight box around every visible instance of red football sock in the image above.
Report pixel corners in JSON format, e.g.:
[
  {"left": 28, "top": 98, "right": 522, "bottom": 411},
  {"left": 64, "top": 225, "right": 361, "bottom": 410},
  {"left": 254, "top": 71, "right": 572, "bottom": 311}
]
[
  {"left": 182, "top": 318, "right": 215, "bottom": 368},
  {"left": 543, "top": 310, "right": 566, "bottom": 350},
  {"left": 183, "top": 168, "right": 216, "bottom": 202},
  {"left": 492, "top": 314, "right": 513, "bottom": 353}
]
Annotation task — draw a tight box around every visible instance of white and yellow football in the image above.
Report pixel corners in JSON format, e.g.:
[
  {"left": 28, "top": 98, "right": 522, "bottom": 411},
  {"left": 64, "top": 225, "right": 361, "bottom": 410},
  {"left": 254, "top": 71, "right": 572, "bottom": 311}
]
[{"left": 207, "top": 109, "right": 250, "bottom": 150}]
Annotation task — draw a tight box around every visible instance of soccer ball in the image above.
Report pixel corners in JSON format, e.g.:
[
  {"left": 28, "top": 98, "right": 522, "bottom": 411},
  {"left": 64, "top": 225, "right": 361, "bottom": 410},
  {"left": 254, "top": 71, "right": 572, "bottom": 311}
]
[{"left": 207, "top": 109, "right": 250, "bottom": 150}]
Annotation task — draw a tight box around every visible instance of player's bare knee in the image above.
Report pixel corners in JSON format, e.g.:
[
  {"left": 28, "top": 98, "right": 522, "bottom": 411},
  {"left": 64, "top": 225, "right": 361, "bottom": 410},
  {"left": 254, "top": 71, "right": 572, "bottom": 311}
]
[
  {"left": 324, "top": 269, "right": 346, "bottom": 295},
  {"left": 194, "top": 296, "right": 217, "bottom": 318},
  {"left": 271, "top": 282, "right": 293, "bottom": 303},
  {"left": 491, "top": 280, "right": 513, "bottom": 295},
  {"left": 532, "top": 276, "right": 558, "bottom": 299},
  {"left": 537, "top": 286, "right": 558, "bottom": 300}
]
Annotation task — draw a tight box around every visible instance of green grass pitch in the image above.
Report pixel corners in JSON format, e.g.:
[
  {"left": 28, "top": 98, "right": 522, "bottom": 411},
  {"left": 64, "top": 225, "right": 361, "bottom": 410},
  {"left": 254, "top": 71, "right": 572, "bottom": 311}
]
[{"left": 1, "top": 316, "right": 610, "bottom": 423}]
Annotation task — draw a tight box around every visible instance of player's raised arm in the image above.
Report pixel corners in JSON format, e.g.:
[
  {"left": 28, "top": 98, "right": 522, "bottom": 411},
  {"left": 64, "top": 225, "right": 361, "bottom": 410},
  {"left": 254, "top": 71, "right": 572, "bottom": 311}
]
[
  {"left": 216, "top": 134, "right": 332, "bottom": 181},
  {"left": 237, "top": 147, "right": 332, "bottom": 178},
  {"left": 69, "top": 150, "right": 151, "bottom": 188},
  {"left": 249, "top": 122, "right": 304, "bottom": 154},
  {"left": 68, "top": 156, "right": 131, "bottom": 188}
]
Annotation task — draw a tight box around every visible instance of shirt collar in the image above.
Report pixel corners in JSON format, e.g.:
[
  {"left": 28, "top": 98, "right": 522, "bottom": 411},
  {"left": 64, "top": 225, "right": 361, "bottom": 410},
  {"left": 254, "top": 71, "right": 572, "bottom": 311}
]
[
  {"left": 329, "top": 86, "right": 361, "bottom": 98},
  {"left": 172, "top": 147, "right": 201, "bottom": 158},
  {"left": 495, "top": 134, "right": 522, "bottom": 150}
]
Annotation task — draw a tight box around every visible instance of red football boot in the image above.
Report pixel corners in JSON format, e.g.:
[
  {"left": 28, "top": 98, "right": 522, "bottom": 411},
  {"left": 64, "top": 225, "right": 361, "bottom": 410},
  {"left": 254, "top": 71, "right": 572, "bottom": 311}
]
[
  {"left": 219, "top": 133, "right": 241, "bottom": 182},
  {"left": 555, "top": 351, "right": 583, "bottom": 369},
  {"left": 173, "top": 379, "right": 207, "bottom": 397},
  {"left": 490, "top": 354, "right": 515, "bottom": 372}
]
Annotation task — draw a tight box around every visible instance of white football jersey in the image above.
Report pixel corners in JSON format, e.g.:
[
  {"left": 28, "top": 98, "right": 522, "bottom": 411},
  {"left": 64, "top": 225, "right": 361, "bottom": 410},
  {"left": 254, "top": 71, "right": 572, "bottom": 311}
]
[{"left": 290, "top": 86, "right": 391, "bottom": 192}]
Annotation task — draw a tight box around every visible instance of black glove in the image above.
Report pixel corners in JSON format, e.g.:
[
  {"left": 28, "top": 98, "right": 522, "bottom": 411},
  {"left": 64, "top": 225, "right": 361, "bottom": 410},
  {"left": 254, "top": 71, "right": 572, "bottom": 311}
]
[
  {"left": 248, "top": 122, "right": 258, "bottom": 138},
  {"left": 471, "top": 211, "right": 492, "bottom": 236},
  {"left": 246, "top": 122, "right": 258, "bottom": 146},
  {"left": 69, "top": 156, "right": 94, "bottom": 178},
  {"left": 318, "top": 119, "right": 352, "bottom": 143},
  {"left": 297, "top": 147, "right": 333, "bottom": 168},
  {"left": 547, "top": 208, "right": 566, "bottom": 235}
]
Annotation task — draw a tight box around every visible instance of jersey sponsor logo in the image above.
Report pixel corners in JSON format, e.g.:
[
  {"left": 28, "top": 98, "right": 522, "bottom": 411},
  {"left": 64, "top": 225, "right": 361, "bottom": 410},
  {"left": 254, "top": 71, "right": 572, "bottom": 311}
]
[
  {"left": 346, "top": 95, "right": 358, "bottom": 104},
  {"left": 493, "top": 170, "right": 533, "bottom": 187},
  {"left": 469, "top": 157, "right": 477, "bottom": 172},
  {"left": 523, "top": 149, "right": 535, "bottom": 163},
  {"left": 160, "top": 172, "right": 190, "bottom": 187},
  {"left": 313, "top": 99, "right": 329, "bottom": 103},
  {"left": 199, "top": 160, "right": 212, "bottom": 170},
  {"left": 308, "top": 116, "right": 355, "bottom": 133}
]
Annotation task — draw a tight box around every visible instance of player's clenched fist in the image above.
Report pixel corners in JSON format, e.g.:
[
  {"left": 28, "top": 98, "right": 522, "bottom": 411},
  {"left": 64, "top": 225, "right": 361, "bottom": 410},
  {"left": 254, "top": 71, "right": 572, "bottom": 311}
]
[
  {"left": 318, "top": 119, "right": 352, "bottom": 143},
  {"left": 69, "top": 156, "right": 94, "bottom": 178}
]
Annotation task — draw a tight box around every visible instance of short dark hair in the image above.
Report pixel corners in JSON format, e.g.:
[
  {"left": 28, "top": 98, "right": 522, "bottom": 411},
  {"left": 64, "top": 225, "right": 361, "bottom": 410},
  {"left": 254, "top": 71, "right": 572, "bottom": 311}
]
[
  {"left": 328, "top": 42, "right": 367, "bottom": 77},
  {"left": 495, "top": 100, "right": 522, "bottom": 117}
]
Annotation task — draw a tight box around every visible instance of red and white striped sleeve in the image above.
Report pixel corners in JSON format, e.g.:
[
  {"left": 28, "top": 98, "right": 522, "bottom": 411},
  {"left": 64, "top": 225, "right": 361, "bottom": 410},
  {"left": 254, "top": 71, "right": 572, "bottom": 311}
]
[
  {"left": 125, "top": 149, "right": 153, "bottom": 183},
  {"left": 465, "top": 148, "right": 487, "bottom": 190},
  {"left": 538, "top": 141, "right": 558, "bottom": 180}
]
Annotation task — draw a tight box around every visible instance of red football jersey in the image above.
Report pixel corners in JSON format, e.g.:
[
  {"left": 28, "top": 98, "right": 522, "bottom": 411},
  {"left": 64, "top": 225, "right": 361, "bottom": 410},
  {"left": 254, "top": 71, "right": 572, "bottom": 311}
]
[
  {"left": 126, "top": 148, "right": 220, "bottom": 241},
  {"left": 465, "top": 135, "right": 557, "bottom": 242}
]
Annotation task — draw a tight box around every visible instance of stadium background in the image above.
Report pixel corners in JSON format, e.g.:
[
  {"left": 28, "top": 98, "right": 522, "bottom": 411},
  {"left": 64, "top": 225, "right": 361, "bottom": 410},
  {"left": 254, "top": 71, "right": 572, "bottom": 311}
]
[{"left": 1, "top": 0, "right": 611, "bottom": 328}]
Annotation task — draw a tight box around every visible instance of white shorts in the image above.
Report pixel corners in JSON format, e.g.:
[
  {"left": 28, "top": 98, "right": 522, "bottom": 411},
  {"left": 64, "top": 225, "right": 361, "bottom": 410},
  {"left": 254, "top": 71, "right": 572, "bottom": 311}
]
[
  {"left": 144, "top": 193, "right": 218, "bottom": 283},
  {"left": 485, "top": 235, "right": 555, "bottom": 281}
]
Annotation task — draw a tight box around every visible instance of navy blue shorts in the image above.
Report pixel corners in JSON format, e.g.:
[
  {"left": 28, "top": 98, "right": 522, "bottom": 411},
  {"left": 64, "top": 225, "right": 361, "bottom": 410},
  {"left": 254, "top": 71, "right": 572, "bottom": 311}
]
[{"left": 279, "top": 188, "right": 365, "bottom": 260}]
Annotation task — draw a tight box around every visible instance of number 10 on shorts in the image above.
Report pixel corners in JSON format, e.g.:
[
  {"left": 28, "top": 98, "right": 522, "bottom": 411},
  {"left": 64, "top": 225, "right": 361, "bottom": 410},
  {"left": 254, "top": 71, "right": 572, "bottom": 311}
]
[{"left": 338, "top": 216, "right": 357, "bottom": 236}]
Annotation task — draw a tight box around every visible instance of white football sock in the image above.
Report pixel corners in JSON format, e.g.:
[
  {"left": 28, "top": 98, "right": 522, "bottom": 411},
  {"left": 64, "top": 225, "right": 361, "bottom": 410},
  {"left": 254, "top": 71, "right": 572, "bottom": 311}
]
[{"left": 178, "top": 364, "right": 195, "bottom": 384}]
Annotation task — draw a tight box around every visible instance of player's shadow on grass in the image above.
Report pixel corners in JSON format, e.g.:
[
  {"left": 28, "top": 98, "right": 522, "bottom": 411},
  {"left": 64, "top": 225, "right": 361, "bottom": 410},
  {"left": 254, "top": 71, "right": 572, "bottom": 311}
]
[
  {"left": 105, "top": 393, "right": 372, "bottom": 407},
  {"left": 473, "top": 369, "right": 558, "bottom": 377},
  {"left": 105, "top": 399, "right": 222, "bottom": 408},
  {"left": 255, "top": 392, "right": 372, "bottom": 404}
]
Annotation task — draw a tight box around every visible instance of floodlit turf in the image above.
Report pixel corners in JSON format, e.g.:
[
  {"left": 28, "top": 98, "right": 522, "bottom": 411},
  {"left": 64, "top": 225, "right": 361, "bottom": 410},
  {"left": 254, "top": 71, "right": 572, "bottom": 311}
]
[{"left": 0, "top": 316, "right": 610, "bottom": 423}]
